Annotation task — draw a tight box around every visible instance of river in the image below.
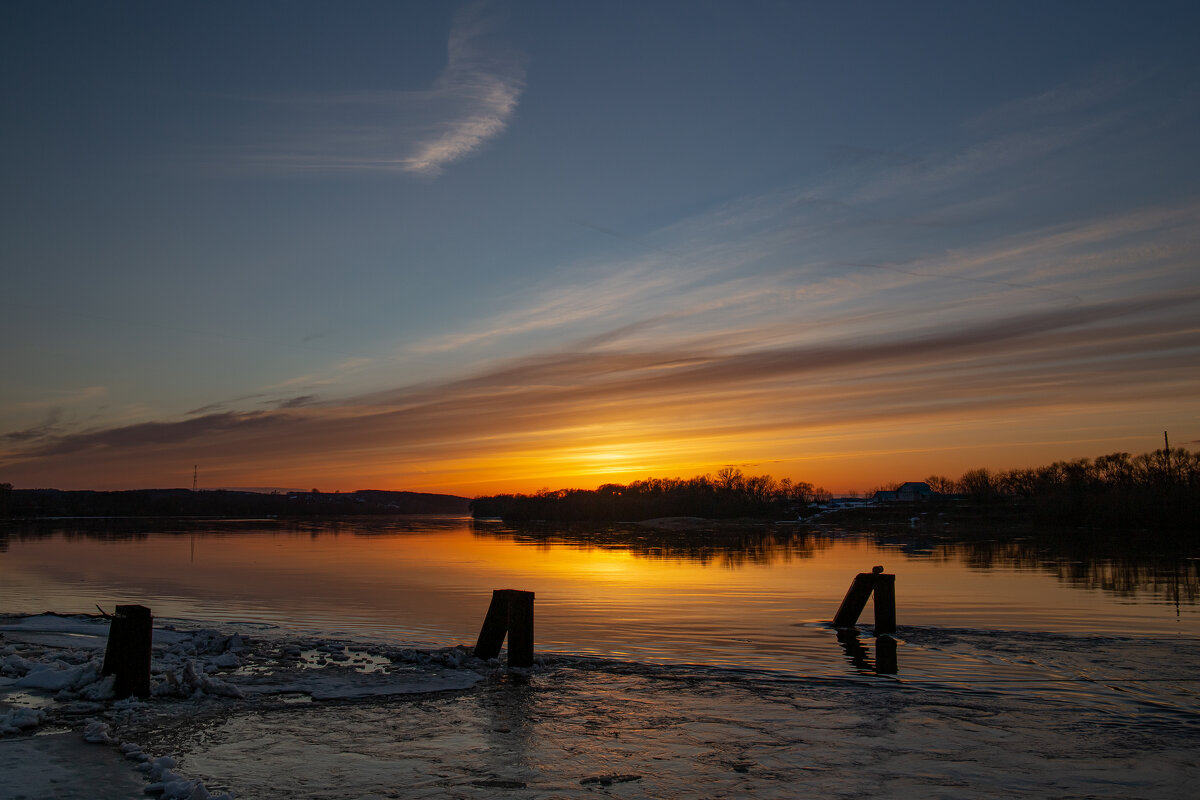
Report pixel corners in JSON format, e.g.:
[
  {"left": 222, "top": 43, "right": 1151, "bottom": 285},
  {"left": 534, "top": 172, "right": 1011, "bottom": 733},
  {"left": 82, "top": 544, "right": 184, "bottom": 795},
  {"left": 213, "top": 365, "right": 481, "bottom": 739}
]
[{"left": 2, "top": 516, "right": 1197, "bottom": 798}]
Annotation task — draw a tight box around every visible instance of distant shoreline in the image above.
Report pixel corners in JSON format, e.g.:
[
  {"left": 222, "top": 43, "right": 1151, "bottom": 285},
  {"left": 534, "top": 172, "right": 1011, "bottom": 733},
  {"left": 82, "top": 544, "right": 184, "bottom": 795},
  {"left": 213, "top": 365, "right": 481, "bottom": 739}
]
[{"left": 0, "top": 488, "right": 471, "bottom": 519}]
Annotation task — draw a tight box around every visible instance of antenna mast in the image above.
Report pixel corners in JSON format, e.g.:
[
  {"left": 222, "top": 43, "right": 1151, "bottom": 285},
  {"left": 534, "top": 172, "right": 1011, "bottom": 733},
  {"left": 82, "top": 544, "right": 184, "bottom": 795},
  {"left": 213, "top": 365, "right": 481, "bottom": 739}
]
[{"left": 192, "top": 465, "right": 198, "bottom": 493}]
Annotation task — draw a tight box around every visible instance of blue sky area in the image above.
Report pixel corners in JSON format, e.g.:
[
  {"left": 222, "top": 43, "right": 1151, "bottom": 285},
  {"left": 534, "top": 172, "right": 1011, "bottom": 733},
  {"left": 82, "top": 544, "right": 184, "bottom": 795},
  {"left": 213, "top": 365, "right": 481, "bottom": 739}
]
[{"left": 2, "top": 1, "right": 1198, "bottom": 493}]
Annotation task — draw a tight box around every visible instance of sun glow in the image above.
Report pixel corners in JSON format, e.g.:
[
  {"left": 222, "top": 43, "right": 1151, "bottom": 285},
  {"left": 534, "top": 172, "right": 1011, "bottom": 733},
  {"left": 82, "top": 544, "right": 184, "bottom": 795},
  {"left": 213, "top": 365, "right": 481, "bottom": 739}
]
[{"left": 573, "top": 446, "right": 645, "bottom": 475}]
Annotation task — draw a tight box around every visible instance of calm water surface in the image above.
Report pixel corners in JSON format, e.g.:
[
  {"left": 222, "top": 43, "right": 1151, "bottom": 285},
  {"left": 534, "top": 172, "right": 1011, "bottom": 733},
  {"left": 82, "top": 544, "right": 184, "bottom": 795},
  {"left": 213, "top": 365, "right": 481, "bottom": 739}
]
[{"left": 2, "top": 516, "right": 1197, "bottom": 685}]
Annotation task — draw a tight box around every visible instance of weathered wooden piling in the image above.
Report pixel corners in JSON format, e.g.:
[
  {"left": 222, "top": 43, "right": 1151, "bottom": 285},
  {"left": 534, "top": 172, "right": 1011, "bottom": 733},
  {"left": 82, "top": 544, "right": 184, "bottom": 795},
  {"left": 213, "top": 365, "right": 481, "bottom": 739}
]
[
  {"left": 474, "top": 589, "right": 535, "bottom": 668},
  {"left": 474, "top": 590, "right": 512, "bottom": 660},
  {"left": 832, "top": 566, "right": 896, "bottom": 633},
  {"left": 101, "top": 604, "right": 152, "bottom": 699},
  {"left": 832, "top": 573, "right": 877, "bottom": 629},
  {"left": 505, "top": 591, "right": 535, "bottom": 669},
  {"left": 872, "top": 573, "right": 897, "bottom": 634}
]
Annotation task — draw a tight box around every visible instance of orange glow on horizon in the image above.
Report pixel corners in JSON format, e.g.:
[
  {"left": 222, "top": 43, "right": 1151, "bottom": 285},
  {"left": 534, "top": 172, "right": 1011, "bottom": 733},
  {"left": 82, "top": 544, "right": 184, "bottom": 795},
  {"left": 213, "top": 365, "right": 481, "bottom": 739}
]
[
  {"left": 331, "top": 406, "right": 1184, "bottom": 497},
  {"left": 4, "top": 385, "right": 1191, "bottom": 497},
  {"left": 212, "top": 429, "right": 1178, "bottom": 499}
]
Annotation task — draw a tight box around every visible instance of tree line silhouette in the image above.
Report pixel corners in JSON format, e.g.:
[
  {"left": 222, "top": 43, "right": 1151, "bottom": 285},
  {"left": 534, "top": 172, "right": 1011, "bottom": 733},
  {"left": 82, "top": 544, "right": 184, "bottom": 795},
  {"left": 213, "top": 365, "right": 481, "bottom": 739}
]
[
  {"left": 470, "top": 467, "right": 828, "bottom": 522},
  {"left": 0, "top": 486, "right": 469, "bottom": 518},
  {"left": 923, "top": 447, "right": 1198, "bottom": 529},
  {"left": 3, "top": 446, "right": 1195, "bottom": 528},
  {"left": 472, "top": 448, "right": 1199, "bottom": 528}
]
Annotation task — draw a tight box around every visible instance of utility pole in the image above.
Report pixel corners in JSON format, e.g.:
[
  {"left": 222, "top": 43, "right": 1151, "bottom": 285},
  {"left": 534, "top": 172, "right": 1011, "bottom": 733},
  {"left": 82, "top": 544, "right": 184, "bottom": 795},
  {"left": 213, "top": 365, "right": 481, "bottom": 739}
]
[{"left": 1164, "top": 431, "right": 1172, "bottom": 477}]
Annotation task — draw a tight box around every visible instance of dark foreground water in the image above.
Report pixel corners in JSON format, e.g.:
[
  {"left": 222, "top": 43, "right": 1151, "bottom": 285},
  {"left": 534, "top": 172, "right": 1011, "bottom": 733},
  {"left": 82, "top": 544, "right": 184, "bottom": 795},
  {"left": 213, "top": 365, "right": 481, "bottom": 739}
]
[{"left": 2, "top": 516, "right": 1198, "bottom": 798}]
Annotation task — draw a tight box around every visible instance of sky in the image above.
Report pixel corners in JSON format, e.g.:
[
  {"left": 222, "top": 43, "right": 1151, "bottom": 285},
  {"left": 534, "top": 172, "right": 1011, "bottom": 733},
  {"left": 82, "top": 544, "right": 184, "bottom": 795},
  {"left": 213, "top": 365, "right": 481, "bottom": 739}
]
[{"left": 2, "top": 0, "right": 1198, "bottom": 496}]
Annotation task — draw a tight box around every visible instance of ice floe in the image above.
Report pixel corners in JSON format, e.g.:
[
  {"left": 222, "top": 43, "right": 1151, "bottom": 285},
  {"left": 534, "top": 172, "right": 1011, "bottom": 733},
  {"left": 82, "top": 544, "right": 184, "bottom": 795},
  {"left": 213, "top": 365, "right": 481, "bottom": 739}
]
[{"left": 0, "top": 706, "right": 45, "bottom": 734}]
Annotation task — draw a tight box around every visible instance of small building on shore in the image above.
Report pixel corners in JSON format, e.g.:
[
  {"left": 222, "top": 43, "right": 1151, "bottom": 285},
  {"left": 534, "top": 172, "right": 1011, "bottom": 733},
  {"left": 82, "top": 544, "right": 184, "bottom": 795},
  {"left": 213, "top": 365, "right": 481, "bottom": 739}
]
[{"left": 873, "top": 481, "right": 936, "bottom": 503}]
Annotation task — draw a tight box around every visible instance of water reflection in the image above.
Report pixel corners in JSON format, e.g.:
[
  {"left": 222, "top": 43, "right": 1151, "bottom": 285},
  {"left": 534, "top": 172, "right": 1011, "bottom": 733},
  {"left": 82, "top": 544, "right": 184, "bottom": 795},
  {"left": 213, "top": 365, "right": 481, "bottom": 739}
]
[
  {"left": 479, "top": 672, "right": 536, "bottom": 784},
  {"left": 918, "top": 535, "right": 1200, "bottom": 605},
  {"left": 472, "top": 521, "right": 1199, "bottom": 606},
  {"left": 2, "top": 517, "right": 1196, "bottom": 607},
  {"left": 470, "top": 520, "right": 832, "bottom": 568},
  {"left": 0, "top": 515, "right": 468, "bottom": 549},
  {"left": 835, "top": 629, "right": 898, "bottom": 675},
  {"left": 3, "top": 516, "right": 1198, "bottom": 679}
]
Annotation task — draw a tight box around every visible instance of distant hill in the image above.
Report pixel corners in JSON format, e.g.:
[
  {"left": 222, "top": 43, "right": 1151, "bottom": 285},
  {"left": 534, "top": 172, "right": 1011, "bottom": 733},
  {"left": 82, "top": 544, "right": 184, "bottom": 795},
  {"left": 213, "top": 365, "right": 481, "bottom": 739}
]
[{"left": 0, "top": 488, "right": 471, "bottom": 518}]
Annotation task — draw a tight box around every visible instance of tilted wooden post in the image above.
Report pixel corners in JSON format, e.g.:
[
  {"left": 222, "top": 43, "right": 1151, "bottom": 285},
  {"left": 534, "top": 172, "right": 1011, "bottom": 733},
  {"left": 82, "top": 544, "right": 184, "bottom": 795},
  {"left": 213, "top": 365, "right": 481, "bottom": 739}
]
[
  {"left": 474, "top": 589, "right": 535, "bottom": 668},
  {"left": 101, "top": 604, "right": 152, "bottom": 699},
  {"left": 832, "top": 573, "right": 877, "bottom": 629},
  {"left": 474, "top": 590, "right": 512, "bottom": 660}
]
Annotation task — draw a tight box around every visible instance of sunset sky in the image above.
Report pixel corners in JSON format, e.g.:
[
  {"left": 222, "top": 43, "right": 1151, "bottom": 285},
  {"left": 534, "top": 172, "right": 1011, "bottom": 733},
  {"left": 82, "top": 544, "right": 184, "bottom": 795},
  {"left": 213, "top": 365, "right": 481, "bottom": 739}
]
[{"left": 2, "top": 0, "right": 1198, "bottom": 496}]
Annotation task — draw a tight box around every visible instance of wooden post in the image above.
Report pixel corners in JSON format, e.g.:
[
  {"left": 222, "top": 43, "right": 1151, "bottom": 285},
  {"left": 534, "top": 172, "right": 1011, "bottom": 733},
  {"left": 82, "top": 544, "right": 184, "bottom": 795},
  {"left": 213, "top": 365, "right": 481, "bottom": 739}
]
[
  {"left": 101, "top": 604, "right": 152, "bottom": 699},
  {"left": 872, "top": 573, "right": 897, "bottom": 634},
  {"left": 832, "top": 573, "right": 876, "bottom": 629},
  {"left": 474, "top": 590, "right": 512, "bottom": 660},
  {"left": 474, "top": 589, "right": 535, "bottom": 668},
  {"left": 506, "top": 591, "right": 535, "bottom": 669}
]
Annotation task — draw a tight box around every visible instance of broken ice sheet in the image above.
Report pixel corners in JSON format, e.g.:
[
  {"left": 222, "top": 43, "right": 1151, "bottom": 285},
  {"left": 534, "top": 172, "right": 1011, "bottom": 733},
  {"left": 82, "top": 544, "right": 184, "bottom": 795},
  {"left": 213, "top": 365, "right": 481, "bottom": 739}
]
[
  {"left": 4, "top": 613, "right": 1199, "bottom": 799},
  {"left": 232, "top": 661, "right": 481, "bottom": 701},
  {"left": 125, "top": 657, "right": 1200, "bottom": 800}
]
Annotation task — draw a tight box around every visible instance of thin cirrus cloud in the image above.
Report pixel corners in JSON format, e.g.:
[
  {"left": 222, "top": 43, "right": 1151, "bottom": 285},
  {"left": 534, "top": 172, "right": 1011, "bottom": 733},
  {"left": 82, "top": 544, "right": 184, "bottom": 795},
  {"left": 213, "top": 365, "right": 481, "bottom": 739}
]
[
  {"left": 401, "top": 6, "right": 524, "bottom": 176},
  {"left": 809, "top": 72, "right": 1150, "bottom": 217},
  {"left": 403, "top": 178, "right": 1200, "bottom": 368},
  {"left": 224, "top": 1, "right": 524, "bottom": 177}
]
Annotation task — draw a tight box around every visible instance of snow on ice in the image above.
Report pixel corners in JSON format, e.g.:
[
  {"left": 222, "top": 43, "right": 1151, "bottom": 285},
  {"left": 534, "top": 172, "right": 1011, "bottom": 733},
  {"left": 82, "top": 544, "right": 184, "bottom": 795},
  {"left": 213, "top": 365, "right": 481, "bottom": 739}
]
[{"left": 1, "top": 613, "right": 491, "bottom": 799}]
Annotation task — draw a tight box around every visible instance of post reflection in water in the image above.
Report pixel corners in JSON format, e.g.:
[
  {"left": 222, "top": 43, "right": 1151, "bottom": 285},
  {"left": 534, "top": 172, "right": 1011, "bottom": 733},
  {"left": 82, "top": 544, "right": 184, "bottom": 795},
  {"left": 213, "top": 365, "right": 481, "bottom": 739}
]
[
  {"left": 835, "top": 629, "right": 898, "bottom": 675},
  {"left": 478, "top": 672, "right": 536, "bottom": 789},
  {"left": 876, "top": 635, "right": 898, "bottom": 674}
]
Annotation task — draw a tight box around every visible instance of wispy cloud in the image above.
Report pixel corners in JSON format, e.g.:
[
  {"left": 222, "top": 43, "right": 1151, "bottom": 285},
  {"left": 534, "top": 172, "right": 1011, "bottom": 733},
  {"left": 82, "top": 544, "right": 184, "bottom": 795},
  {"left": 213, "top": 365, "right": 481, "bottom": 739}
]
[
  {"left": 399, "top": 2, "right": 524, "bottom": 176},
  {"left": 1, "top": 386, "right": 107, "bottom": 414},
  {"left": 1, "top": 409, "right": 66, "bottom": 445},
  {"left": 963, "top": 69, "right": 1139, "bottom": 132},
  {"left": 800, "top": 72, "right": 1153, "bottom": 222},
  {"left": 408, "top": 255, "right": 696, "bottom": 354},
  {"left": 402, "top": 173, "right": 1200, "bottom": 366},
  {"left": 274, "top": 394, "right": 319, "bottom": 409},
  {"left": 219, "top": 1, "right": 524, "bottom": 177}
]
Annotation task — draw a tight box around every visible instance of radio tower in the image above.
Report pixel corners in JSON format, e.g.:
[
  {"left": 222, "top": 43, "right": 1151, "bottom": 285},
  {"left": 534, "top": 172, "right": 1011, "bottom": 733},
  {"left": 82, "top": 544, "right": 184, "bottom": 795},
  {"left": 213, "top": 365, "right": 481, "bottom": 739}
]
[{"left": 193, "top": 465, "right": 198, "bottom": 492}]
